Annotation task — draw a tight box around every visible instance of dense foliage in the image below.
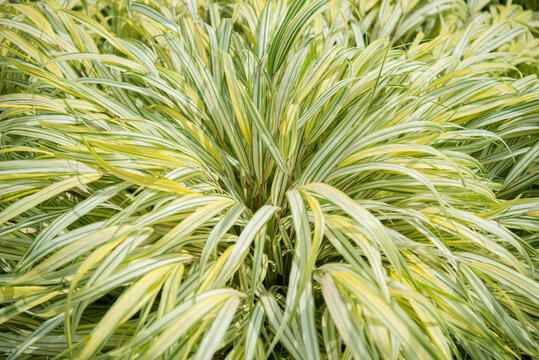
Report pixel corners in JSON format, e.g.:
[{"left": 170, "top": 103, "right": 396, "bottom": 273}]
[{"left": 0, "top": 0, "right": 538, "bottom": 359}]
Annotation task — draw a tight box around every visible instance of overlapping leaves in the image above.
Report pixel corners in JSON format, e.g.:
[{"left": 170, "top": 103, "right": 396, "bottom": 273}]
[{"left": 0, "top": 0, "right": 537, "bottom": 359}]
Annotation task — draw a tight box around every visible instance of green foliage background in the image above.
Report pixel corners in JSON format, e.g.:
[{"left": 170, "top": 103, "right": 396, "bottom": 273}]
[{"left": 0, "top": 0, "right": 537, "bottom": 359}]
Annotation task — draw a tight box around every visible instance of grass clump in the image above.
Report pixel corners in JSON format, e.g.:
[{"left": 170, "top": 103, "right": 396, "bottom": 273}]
[{"left": 0, "top": 0, "right": 537, "bottom": 359}]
